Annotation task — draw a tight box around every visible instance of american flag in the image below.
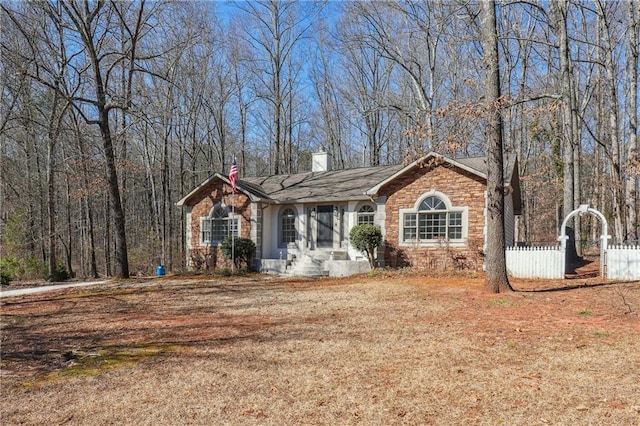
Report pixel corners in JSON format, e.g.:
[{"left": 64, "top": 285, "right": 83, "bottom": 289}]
[{"left": 229, "top": 158, "right": 238, "bottom": 193}]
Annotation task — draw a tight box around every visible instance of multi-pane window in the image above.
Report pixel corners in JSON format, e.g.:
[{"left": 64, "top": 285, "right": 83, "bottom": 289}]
[
  {"left": 280, "top": 208, "right": 296, "bottom": 246},
  {"left": 357, "top": 205, "right": 375, "bottom": 225},
  {"left": 402, "top": 195, "right": 463, "bottom": 242},
  {"left": 448, "top": 211, "right": 463, "bottom": 239},
  {"left": 403, "top": 213, "right": 417, "bottom": 240},
  {"left": 201, "top": 204, "right": 238, "bottom": 245},
  {"left": 419, "top": 211, "right": 446, "bottom": 239},
  {"left": 201, "top": 219, "right": 212, "bottom": 244}
]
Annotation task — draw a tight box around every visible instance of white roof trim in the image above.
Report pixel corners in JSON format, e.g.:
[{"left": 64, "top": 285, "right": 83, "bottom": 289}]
[{"left": 365, "top": 152, "right": 486, "bottom": 196}]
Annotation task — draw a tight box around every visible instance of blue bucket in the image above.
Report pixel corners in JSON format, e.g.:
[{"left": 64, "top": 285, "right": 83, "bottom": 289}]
[{"left": 156, "top": 265, "right": 165, "bottom": 276}]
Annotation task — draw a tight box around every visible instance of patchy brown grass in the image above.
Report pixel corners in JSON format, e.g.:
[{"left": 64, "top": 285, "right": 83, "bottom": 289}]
[{"left": 1, "top": 272, "right": 639, "bottom": 425}]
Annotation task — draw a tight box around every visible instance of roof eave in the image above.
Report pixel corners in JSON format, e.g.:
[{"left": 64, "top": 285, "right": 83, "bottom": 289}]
[
  {"left": 365, "top": 152, "right": 487, "bottom": 196},
  {"left": 267, "top": 194, "right": 374, "bottom": 204},
  {"left": 176, "top": 173, "right": 267, "bottom": 206}
]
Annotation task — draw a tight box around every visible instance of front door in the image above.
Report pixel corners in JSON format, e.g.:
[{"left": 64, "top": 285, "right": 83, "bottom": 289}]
[{"left": 317, "top": 205, "right": 333, "bottom": 248}]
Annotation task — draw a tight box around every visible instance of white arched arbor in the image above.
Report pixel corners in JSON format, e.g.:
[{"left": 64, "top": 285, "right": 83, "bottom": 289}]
[{"left": 558, "top": 204, "right": 610, "bottom": 277}]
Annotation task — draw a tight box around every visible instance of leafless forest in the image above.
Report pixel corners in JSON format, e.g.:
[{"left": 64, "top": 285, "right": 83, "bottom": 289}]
[{"left": 1, "top": 1, "right": 638, "bottom": 279}]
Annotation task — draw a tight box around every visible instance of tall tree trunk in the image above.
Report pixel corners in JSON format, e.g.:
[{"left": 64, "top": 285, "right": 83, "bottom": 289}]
[
  {"left": 234, "top": 61, "right": 248, "bottom": 176},
  {"left": 273, "top": 4, "right": 283, "bottom": 175},
  {"left": 98, "top": 112, "right": 129, "bottom": 278},
  {"left": 84, "top": 187, "right": 99, "bottom": 278},
  {"left": 46, "top": 92, "right": 60, "bottom": 281},
  {"left": 57, "top": 0, "right": 143, "bottom": 278},
  {"left": 551, "top": 0, "right": 578, "bottom": 260},
  {"left": 625, "top": 0, "right": 639, "bottom": 242},
  {"left": 597, "top": 2, "right": 625, "bottom": 242},
  {"left": 75, "top": 117, "right": 99, "bottom": 278},
  {"left": 62, "top": 152, "right": 75, "bottom": 279},
  {"left": 482, "top": 0, "right": 512, "bottom": 293},
  {"left": 287, "top": 68, "right": 294, "bottom": 174},
  {"left": 178, "top": 141, "right": 186, "bottom": 270},
  {"left": 23, "top": 112, "right": 39, "bottom": 259},
  {"left": 162, "top": 116, "right": 170, "bottom": 267},
  {"left": 104, "top": 196, "right": 112, "bottom": 277},
  {"left": 34, "top": 115, "right": 47, "bottom": 264},
  {"left": 45, "top": 84, "right": 71, "bottom": 280},
  {"left": 594, "top": 12, "right": 606, "bottom": 242}
]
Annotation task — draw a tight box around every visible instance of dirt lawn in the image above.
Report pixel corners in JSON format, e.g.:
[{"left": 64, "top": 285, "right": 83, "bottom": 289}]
[{"left": 1, "top": 272, "right": 639, "bottom": 425}]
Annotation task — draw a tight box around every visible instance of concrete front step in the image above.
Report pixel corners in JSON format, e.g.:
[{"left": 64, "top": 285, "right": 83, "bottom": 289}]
[
  {"left": 305, "top": 250, "right": 347, "bottom": 261},
  {"left": 287, "top": 254, "right": 331, "bottom": 277},
  {"left": 287, "top": 265, "right": 328, "bottom": 276},
  {"left": 289, "top": 270, "right": 329, "bottom": 277},
  {"left": 287, "top": 268, "right": 329, "bottom": 277}
]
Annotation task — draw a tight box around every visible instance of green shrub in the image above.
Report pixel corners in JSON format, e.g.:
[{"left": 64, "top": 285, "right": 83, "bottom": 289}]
[
  {"left": 349, "top": 224, "right": 382, "bottom": 268},
  {"left": 0, "top": 256, "right": 65, "bottom": 282},
  {"left": 214, "top": 268, "right": 233, "bottom": 276},
  {"left": 1, "top": 270, "right": 12, "bottom": 286},
  {"left": 24, "top": 257, "right": 46, "bottom": 280},
  {"left": 1, "top": 256, "right": 23, "bottom": 282},
  {"left": 54, "top": 261, "right": 71, "bottom": 281},
  {"left": 221, "top": 237, "right": 256, "bottom": 270}
]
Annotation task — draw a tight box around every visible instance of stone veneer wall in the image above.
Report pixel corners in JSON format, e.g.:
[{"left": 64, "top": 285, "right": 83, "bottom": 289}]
[
  {"left": 187, "top": 180, "right": 253, "bottom": 270},
  {"left": 379, "top": 163, "right": 486, "bottom": 271}
]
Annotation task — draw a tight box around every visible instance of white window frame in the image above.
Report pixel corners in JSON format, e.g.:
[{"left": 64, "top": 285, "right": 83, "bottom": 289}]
[
  {"left": 279, "top": 207, "right": 297, "bottom": 247},
  {"left": 398, "top": 191, "right": 468, "bottom": 247},
  {"left": 356, "top": 203, "right": 376, "bottom": 225},
  {"left": 199, "top": 203, "right": 240, "bottom": 246}
]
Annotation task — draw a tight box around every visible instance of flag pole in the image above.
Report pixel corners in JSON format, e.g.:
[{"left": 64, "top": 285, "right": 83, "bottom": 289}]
[
  {"left": 228, "top": 156, "right": 238, "bottom": 275},
  {"left": 231, "top": 188, "right": 235, "bottom": 275}
]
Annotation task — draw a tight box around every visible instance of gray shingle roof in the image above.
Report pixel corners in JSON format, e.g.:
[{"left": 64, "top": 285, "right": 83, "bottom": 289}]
[
  {"left": 241, "top": 164, "right": 404, "bottom": 203},
  {"left": 455, "top": 155, "right": 518, "bottom": 182},
  {"left": 177, "top": 152, "right": 519, "bottom": 207},
  {"left": 455, "top": 156, "right": 487, "bottom": 174}
]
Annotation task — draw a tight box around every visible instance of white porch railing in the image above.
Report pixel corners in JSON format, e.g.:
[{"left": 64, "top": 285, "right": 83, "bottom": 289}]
[
  {"left": 505, "top": 246, "right": 565, "bottom": 279},
  {"left": 606, "top": 245, "right": 640, "bottom": 280}
]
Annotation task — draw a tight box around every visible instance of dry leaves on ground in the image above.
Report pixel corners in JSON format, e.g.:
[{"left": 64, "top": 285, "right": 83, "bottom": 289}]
[{"left": 1, "top": 272, "right": 639, "bottom": 425}]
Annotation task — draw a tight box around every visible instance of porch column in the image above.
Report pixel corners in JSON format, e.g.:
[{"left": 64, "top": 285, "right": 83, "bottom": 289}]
[
  {"left": 376, "top": 196, "right": 387, "bottom": 267},
  {"left": 298, "top": 207, "right": 305, "bottom": 253},
  {"left": 251, "top": 203, "right": 262, "bottom": 260}
]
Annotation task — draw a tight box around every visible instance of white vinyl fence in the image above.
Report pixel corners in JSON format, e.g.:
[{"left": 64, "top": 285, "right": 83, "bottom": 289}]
[
  {"left": 606, "top": 246, "right": 640, "bottom": 280},
  {"left": 505, "top": 246, "right": 565, "bottom": 279}
]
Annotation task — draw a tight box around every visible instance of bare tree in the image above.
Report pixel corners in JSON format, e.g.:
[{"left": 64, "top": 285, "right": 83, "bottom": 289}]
[
  {"left": 594, "top": 1, "right": 625, "bottom": 241},
  {"left": 0, "top": 17, "right": 47, "bottom": 269},
  {"left": 2, "top": 1, "right": 154, "bottom": 278},
  {"left": 337, "top": 7, "right": 400, "bottom": 166},
  {"left": 310, "top": 24, "right": 347, "bottom": 168},
  {"left": 42, "top": 3, "right": 72, "bottom": 281},
  {"left": 624, "top": 0, "right": 639, "bottom": 242},
  {"left": 345, "top": 1, "right": 453, "bottom": 153},
  {"left": 550, "top": 0, "right": 580, "bottom": 258},
  {"left": 238, "top": 0, "right": 316, "bottom": 174},
  {"left": 2, "top": 0, "right": 638, "bottom": 280},
  {"left": 2, "top": 3, "right": 73, "bottom": 280},
  {"left": 229, "top": 26, "right": 254, "bottom": 176},
  {"left": 482, "top": 0, "right": 512, "bottom": 293},
  {"left": 70, "top": 112, "right": 99, "bottom": 278}
]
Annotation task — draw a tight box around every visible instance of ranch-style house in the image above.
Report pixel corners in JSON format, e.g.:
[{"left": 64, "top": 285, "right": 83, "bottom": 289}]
[{"left": 176, "top": 151, "right": 522, "bottom": 276}]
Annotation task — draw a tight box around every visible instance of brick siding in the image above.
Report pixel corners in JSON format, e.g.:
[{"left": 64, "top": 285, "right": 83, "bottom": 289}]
[
  {"left": 187, "top": 180, "right": 252, "bottom": 270},
  {"left": 380, "top": 163, "right": 486, "bottom": 271}
]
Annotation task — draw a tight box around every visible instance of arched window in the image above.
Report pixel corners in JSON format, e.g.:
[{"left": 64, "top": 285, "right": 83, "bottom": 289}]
[
  {"left": 200, "top": 203, "right": 238, "bottom": 245},
  {"left": 357, "top": 204, "right": 375, "bottom": 225},
  {"left": 280, "top": 208, "right": 296, "bottom": 246},
  {"left": 402, "top": 194, "right": 463, "bottom": 242},
  {"left": 420, "top": 196, "right": 446, "bottom": 211}
]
